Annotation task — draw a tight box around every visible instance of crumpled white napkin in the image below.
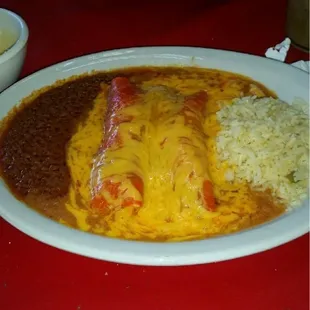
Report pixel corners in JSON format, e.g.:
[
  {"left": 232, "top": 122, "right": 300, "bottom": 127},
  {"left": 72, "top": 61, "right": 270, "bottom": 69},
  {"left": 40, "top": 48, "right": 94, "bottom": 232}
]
[
  {"left": 265, "top": 38, "right": 309, "bottom": 74},
  {"left": 265, "top": 38, "right": 291, "bottom": 62},
  {"left": 291, "top": 60, "right": 310, "bottom": 73}
]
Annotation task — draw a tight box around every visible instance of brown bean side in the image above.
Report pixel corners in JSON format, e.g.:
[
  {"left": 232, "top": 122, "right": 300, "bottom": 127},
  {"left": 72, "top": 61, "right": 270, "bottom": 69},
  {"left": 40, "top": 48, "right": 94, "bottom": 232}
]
[{"left": 0, "top": 75, "right": 106, "bottom": 198}]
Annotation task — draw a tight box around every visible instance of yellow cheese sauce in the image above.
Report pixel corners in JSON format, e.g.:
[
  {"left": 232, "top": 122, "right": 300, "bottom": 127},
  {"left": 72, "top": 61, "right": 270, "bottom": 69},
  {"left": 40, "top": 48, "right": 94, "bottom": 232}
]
[
  {"left": 0, "top": 29, "right": 17, "bottom": 55},
  {"left": 64, "top": 67, "right": 284, "bottom": 241}
]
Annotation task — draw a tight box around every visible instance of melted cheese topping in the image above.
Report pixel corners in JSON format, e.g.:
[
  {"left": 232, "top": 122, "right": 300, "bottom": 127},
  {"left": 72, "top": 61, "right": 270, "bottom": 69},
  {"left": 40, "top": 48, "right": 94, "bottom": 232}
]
[{"left": 65, "top": 68, "right": 283, "bottom": 241}]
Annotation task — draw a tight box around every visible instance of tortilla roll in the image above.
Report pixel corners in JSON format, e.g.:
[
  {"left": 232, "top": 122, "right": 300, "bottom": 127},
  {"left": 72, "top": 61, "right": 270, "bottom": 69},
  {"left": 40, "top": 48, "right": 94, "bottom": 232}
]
[
  {"left": 159, "top": 90, "right": 216, "bottom": 211},
  {"left": 90, "top": 77, "right": 145, "bottom": 212}
]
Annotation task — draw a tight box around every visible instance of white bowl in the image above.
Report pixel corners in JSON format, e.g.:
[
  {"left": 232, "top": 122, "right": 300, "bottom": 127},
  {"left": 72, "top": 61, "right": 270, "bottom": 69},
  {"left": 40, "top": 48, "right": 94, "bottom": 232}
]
[
  {"left": 0, "top": 8, "right": 28, "bottom": 92},
  {"left": 0, "top": 47, "right": 309, "bottom": 266}
]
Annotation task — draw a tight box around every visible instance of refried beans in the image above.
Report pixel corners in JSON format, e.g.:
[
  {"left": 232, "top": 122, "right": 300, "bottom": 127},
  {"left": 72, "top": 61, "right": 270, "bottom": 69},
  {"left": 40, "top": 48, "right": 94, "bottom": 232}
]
[{"left": 0, "top": 75, "right": 107, "bottom": 198}]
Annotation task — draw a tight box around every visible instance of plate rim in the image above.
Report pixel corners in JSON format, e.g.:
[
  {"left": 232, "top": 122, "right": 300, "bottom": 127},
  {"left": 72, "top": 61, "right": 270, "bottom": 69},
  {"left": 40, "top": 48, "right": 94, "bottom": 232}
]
[{"left": 0, "top": 46, "right": 309, "bottom": 266}]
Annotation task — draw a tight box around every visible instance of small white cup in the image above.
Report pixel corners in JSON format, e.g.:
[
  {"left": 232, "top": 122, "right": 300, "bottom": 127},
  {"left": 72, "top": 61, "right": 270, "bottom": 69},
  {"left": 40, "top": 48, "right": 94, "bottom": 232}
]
[{"left": 0, "top": 8, "right": 29, "bottom": 92}]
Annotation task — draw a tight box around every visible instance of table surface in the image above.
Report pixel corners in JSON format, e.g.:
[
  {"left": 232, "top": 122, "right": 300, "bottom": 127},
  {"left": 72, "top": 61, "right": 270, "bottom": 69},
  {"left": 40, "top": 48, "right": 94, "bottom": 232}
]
[{"left": 0, "top": 0, "right": 309, "bottom": 309}]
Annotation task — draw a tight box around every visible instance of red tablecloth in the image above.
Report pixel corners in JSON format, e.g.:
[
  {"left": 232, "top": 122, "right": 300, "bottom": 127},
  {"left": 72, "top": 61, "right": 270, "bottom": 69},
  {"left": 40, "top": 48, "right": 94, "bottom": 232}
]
[{"left": 0, "top": 1, "right": 309, "bottom": 309}]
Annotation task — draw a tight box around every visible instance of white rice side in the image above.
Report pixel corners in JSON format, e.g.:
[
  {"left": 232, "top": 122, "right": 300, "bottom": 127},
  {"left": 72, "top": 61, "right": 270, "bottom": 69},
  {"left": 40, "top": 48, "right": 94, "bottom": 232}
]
[{"left": 216, "top": 96, "right": 309, "bottom": 208}]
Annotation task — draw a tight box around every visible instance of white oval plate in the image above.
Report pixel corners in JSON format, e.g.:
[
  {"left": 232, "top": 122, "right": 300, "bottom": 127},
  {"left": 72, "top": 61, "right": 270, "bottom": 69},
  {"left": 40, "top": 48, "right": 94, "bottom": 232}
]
[{"left": 0, "top": 47, "right": 309, "bottom": 266}]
